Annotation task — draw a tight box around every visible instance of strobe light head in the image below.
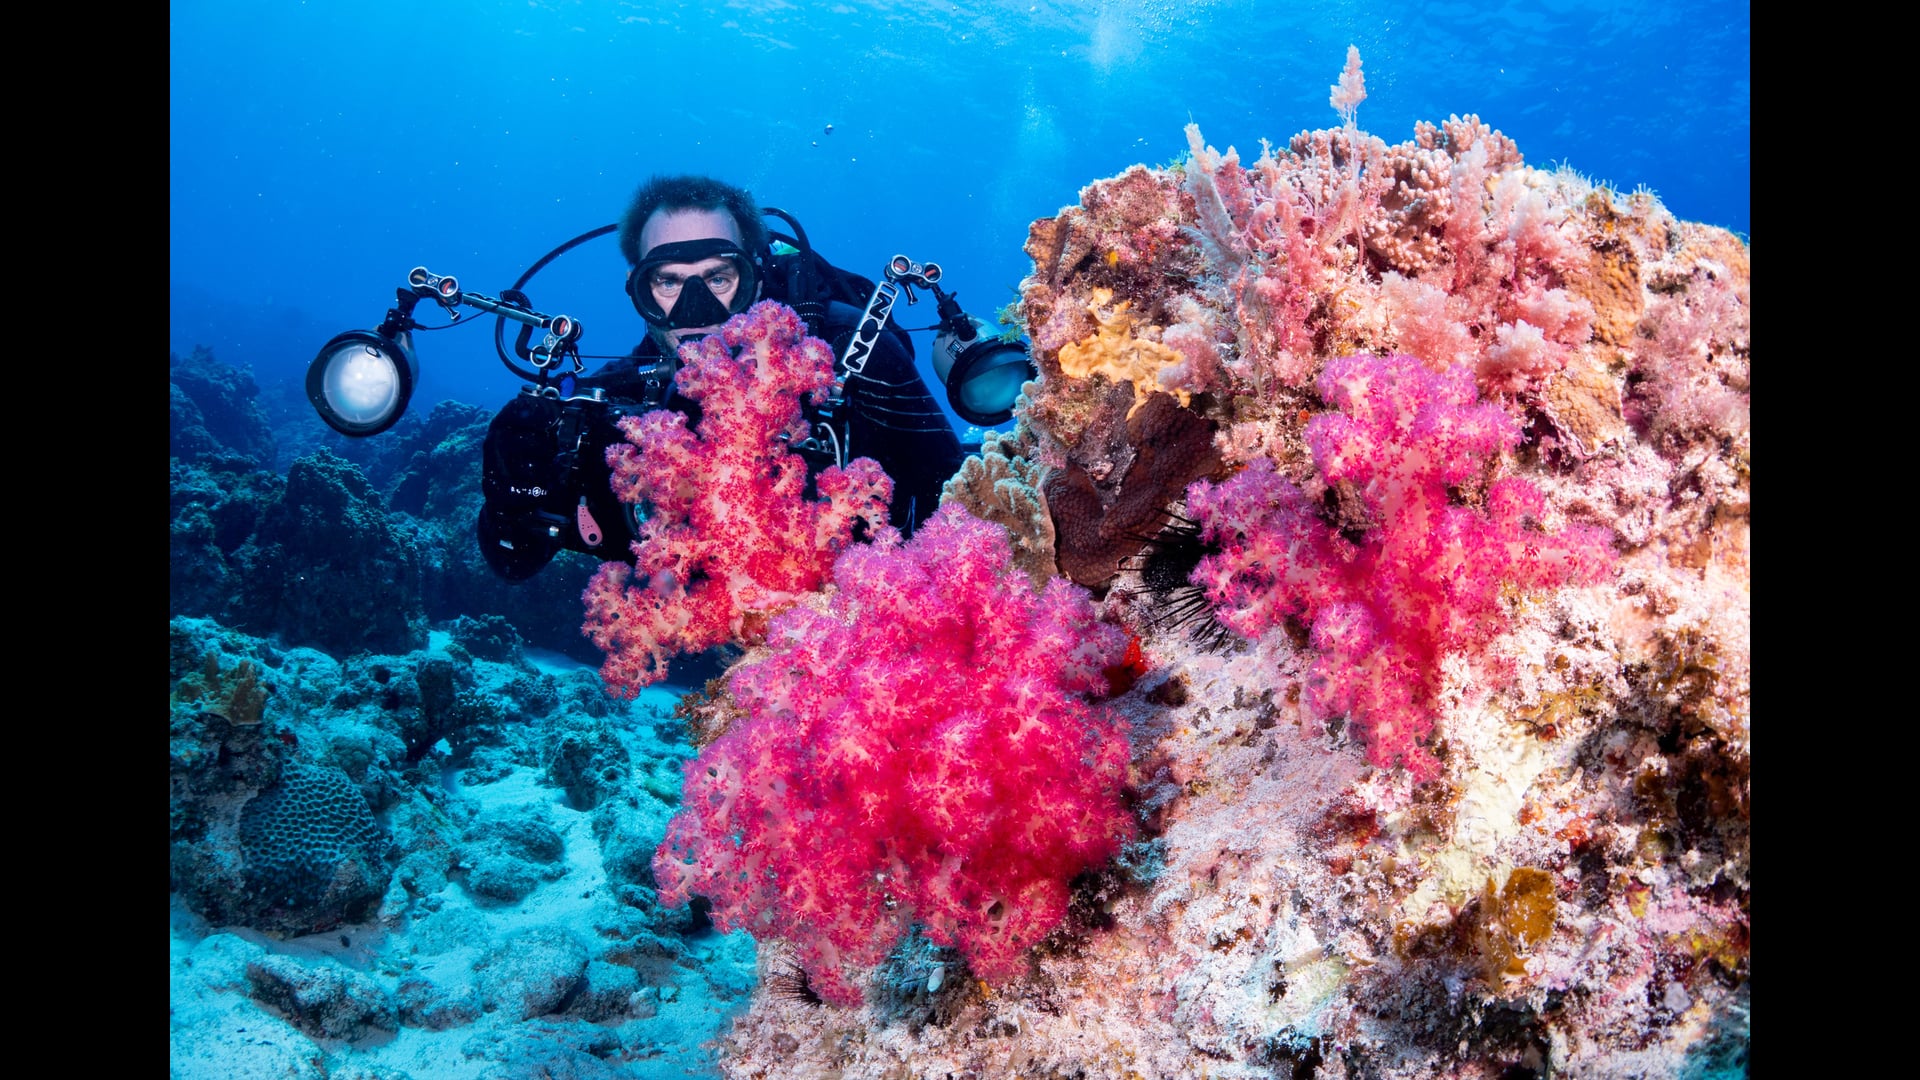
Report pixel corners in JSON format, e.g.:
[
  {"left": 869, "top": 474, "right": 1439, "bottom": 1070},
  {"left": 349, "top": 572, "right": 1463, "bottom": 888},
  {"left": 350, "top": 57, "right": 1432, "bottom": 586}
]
[
  {"left": 307, "top": 328, "right": 418, "bottom": 436},
  {"left": 931, "top": 311, "right": 1036, "bottom": 427}
]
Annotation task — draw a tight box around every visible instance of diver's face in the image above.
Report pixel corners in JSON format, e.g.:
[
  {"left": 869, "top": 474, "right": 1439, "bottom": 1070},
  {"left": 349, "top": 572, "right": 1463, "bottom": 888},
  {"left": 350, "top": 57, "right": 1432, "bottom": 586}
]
[{"left": 635, "top": 208, "right": 752, "bottom": 348}]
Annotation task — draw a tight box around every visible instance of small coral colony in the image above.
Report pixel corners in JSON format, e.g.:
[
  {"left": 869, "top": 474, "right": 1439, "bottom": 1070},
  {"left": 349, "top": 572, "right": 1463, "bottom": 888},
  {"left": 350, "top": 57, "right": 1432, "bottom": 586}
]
[{"left": 579, "top": 45, "right": 1749, "bottom": 1062}]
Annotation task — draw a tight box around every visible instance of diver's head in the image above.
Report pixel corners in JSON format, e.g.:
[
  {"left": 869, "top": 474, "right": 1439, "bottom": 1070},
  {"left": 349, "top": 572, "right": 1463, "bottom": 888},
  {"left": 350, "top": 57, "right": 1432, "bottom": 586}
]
[
  {"left": 628, "top": 209, "right": 760, "bottom": 350},
  {"left": 619, "top": 176, "right": 768, "bottom": 351}
]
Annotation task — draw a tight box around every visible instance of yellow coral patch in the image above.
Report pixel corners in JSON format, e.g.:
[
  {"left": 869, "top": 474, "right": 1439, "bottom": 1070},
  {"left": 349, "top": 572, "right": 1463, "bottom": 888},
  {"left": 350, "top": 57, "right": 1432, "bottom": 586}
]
[{"left": 1057, "top": 288, "right": 1190, "bottom": 413}]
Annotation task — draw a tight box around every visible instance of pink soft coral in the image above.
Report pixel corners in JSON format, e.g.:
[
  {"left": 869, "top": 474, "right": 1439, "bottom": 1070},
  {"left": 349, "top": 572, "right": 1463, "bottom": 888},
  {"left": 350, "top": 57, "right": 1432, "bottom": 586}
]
[
  {"left": 652, "top": 505, "right": 1134, "bottom": 1005},
  {"left": 1172, "top": 50, "right": 1594, "bottom": 402},
  {"left": 581, "top": 301, "right": 894, "bottom": 695},
  {"left": 1187, "top": 353, "right": 1613, "bottom": 779}
]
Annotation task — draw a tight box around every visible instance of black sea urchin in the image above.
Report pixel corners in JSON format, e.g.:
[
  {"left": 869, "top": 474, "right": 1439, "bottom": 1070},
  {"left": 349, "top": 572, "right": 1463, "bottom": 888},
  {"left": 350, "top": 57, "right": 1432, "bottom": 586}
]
[
  {"left": 1127, "top": 515, "right": 1235, "bottom": 651},
  {"left": 765, "top": 961, "right": 825, "bottom": 1007}
]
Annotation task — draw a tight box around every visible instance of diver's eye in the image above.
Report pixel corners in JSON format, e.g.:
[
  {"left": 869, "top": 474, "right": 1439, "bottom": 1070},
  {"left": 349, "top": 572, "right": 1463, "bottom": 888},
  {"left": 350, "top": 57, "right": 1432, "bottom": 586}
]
[
  {"left": 703, "top": 269, "right": 738, "bottom": 293},
  {"left": 650, "top": 274, "right": 684, "bottom": 297}
]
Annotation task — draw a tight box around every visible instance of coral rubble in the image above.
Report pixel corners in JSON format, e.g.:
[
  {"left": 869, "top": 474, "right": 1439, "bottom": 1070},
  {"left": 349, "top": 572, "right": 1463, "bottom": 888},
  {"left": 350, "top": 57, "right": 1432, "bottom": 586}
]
[{"left": 169, "top": 614, "right": 751, "bottom": 1077}]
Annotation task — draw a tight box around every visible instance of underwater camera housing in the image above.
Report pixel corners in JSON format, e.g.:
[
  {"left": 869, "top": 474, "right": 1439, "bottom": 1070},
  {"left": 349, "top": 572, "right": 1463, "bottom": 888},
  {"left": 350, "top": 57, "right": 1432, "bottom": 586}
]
[
  {"left": 305, "top": 256, "right": 628, "bottom": 579},
  {"left": 306, "top": 214, "right": 1036, "bottom": 579},
  {"left": 475, "top": 386, "right": 650, "bottom": 580}
]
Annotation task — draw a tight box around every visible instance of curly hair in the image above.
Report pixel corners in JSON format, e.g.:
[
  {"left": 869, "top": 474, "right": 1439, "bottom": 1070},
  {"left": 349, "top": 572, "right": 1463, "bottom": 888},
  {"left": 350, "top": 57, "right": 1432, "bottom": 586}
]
[{"left": 618, "top": 174, "right": 769, "bottom": 267}]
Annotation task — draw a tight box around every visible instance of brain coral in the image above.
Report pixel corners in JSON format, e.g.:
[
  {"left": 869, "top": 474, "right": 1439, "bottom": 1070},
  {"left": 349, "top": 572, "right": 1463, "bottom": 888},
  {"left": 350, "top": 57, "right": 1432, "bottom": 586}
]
[{"left": 239, "top": 762, "right": 390, "bottom": 928}]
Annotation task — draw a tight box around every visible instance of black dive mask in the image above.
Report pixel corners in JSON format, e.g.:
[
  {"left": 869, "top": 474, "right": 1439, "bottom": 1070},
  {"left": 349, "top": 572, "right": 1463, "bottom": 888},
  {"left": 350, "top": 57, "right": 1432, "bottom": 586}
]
[{"left": 627, "top": 238, "right": 759, "bottom": 331}]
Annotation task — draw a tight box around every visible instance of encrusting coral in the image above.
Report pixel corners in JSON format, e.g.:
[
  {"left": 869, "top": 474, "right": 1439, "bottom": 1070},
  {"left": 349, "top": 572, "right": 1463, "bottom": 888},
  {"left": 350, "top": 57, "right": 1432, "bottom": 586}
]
[
  {"left": 172, "top": 651, "right": 270, "bottom": 727},
  {"left": 1056, "top": 287, "right": 1202, "bottom": 411}
]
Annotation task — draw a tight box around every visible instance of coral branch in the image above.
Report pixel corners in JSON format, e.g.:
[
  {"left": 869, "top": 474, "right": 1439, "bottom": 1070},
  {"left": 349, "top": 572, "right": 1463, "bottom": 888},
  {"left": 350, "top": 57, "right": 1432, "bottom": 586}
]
[
  {"left": 1330, "top": 44, "right": 1367, "bottom": 127},
  {"left": 581, "top": 301, "right": 894, "bottom": 694},
  {"left": 652, "top": 505, "right": 1133, "bottom": 1005}
]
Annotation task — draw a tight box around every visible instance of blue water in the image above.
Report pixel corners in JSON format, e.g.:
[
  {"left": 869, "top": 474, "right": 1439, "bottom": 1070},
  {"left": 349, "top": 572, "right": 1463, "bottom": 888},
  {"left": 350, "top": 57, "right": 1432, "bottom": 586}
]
[{"left": 170, "top": 0, "right": 1749, "bottom": 419}]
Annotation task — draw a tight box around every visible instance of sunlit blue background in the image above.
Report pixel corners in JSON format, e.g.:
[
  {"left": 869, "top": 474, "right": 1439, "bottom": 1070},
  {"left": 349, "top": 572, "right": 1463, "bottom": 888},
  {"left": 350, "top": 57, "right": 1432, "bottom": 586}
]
[{"left": 170, "top": 0, "right": 1750, "bottom": 422}]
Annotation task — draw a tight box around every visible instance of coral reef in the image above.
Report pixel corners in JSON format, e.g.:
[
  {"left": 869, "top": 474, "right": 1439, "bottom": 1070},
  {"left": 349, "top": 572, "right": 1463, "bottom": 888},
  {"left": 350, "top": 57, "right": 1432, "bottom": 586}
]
[
  {"left": 581, "top": 300, "right": 895, "bottom": 694},
  {"left": 653, "top": 505, "right": 1133, "bottom": 1006},
  {"left": 169, "top": 613, "right": 749, "bottom": 1077},
  {"left": 704, "top": 49, "right": 1748, "bottom": 1078},
  {"left": 231, "top": 448, "right": 429, "bottom": 655},
  {"left": 170, "top": 452, "right": 284, "bottom": 620},
  {"left": 171, "top": 345, "right": 279, "bottom": 468},
  {"left": 170, "top": 350, "right": 611, "bottom": 667},
  {"left": 168, "top": 44, "right": 1747, "bottom": 1079}
]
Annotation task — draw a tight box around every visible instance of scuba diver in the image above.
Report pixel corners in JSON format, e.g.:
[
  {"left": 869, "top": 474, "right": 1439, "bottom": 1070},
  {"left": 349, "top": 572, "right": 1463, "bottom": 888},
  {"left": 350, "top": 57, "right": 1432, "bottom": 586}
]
[
  {"left": 599, "top": 174, "right": 965, "bottom": 531},
  {"left": 308, "top": 175, "right": 1032, "bottom": 583},
  {"left": 474, "top": 174, "right": 967, "bottom": 580}
]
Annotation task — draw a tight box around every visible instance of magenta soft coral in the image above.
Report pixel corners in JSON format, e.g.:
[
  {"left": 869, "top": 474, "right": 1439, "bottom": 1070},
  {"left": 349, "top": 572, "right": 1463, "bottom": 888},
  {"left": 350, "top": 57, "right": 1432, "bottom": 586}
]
[
  {"left": 581, "top": 301, "right": 893, "bottom": 695},
  {"left": 1188, "top": 353, "right": 1613, "bottom": 779},
  {"left": 651, "top": 505, "right": 1134, "bottom": 1006}
]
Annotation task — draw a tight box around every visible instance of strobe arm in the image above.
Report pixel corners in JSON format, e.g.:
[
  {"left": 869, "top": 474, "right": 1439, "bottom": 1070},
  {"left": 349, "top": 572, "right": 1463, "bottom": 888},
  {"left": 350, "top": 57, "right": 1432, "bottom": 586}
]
[{"left": 406, "top": 266, "right": 584, "bottom": 374}]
